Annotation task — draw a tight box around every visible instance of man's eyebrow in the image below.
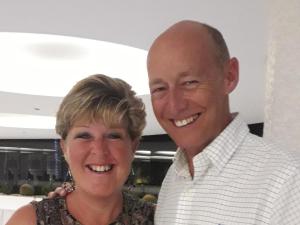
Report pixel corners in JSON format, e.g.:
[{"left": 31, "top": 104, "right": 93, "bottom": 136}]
[
  {"left": 149, "top": 71, "right": 192, "bottom": 86},
  {"left": 149, "top": 79, "right": 164, "bottom": 86}
]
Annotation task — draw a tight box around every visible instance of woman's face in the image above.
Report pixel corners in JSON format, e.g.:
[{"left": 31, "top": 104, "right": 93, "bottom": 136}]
[{"left": 61, "top": 119, "right": 137, "bottom": 198}]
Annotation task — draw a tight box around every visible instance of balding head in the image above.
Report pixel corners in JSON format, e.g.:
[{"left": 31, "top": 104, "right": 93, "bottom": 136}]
[{"left": 148, "top": 20, "right": 230, "bottom": 69}]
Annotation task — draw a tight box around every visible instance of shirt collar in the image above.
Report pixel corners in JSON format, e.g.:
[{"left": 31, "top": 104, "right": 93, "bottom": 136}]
[
  {"left": 199, "top": 113, "right": 249, "bottom": 174},
  {"left": 174, "top": 148, "right": 191, "bottom": 178},
  {"left": 173, "top": 113, "right": 249, "bottom": 178}
]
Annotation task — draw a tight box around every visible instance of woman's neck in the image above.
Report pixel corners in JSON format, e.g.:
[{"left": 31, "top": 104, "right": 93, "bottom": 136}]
[{"left": 66, "top": 189, "right": 123, "bottom": 225}]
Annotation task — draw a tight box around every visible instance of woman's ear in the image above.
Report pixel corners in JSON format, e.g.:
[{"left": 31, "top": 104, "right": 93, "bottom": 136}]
[
  {"left": 224, "top": 57, "right": 239, "bottom": 94},
  {"left": 60, "top": 139, "right": 68, "bottom": 162},
  {"left": 132, "top": 139, "right": 140, "bottom": 154}
]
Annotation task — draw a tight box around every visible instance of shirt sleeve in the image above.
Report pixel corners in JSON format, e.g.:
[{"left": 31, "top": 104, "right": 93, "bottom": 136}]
[{"left": 270, "top": 170, "right": 300, "bottom": 224}]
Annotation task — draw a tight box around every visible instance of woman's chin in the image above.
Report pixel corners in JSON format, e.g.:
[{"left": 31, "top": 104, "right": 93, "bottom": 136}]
[{"left": 78, "top": 183, "right": 123, "bottom": 199}]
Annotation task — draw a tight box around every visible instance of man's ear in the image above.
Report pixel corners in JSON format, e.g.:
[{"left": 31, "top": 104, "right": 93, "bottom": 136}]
[{"left": 224, "top": 57, "right": 239, "bottom": 94}]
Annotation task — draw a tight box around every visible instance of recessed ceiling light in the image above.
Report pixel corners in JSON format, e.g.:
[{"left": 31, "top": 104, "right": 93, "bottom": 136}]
[
  {"left": 0, "top": 113, "right": 55, "bottom": 129},
  {"left": 27, "top": 42, "right": 87, "bottom": 60},
  {"left": 0, "top": 32, "right": 149, "bottom": 97}
]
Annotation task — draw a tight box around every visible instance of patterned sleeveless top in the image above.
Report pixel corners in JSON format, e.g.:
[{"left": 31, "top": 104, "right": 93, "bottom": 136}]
[{"left": 31, "top": 192, "right": 155, "bottom": 225}]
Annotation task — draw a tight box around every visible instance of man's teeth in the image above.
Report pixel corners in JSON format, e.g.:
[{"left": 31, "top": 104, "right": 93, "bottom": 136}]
[
  {"left": 89, "top": 165, "right": 112, "bottom": 172},
  {"left": 174, "top": 114, "right": 199, "bottom": 127}
]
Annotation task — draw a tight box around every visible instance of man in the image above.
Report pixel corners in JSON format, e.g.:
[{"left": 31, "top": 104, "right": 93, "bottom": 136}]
[{"left": 147, "top": 20, "right": 300, "bottom": 224}]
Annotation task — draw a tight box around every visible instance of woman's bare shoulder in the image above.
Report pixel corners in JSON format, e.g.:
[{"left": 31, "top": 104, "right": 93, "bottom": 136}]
[{"left": 6, "top": 204, "right": 36, "bottom": 225}]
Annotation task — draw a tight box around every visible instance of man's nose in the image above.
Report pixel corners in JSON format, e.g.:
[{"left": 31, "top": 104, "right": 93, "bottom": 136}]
[{"left": 167, "top": 89, "right": 187, "bottom": 115}]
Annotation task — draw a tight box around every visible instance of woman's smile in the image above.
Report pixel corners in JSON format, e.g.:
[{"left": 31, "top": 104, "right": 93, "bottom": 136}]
[{"left": 86, "top": 164, "right": 113, "bottom": 173}]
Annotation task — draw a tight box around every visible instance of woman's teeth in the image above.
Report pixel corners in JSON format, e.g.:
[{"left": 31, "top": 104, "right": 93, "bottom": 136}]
[
  {"left": 88, "top": 165, "right": 112, "bottom": 173},
  {"left": 174, "top": 114, "right": 200, "bottom": 127}
]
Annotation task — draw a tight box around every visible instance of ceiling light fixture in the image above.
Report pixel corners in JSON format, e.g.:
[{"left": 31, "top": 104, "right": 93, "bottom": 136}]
[
  {"left": 0, "top": 32, "right": 149, "bottom": 97},
  {"left": 0, "top": 113, "right": 55, "bottom": 129}
]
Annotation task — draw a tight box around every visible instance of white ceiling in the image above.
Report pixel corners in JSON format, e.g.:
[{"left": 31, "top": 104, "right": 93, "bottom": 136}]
[{"left": 0, "top": 0, "right": 267, "bottom": 139}]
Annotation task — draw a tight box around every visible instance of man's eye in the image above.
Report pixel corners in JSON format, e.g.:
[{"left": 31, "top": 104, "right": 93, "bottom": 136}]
[
  {"left": 151, "top": 87, "right": 166, "bottom": 95},
  {"left": 185, "top": 80, "right": 197, "bottom": 85},
  {"left": 151, "top": 87, "right": 166, "bottom": 96},
  {"left": 183, "top": 80, "right": 198, "bottom": 87}
]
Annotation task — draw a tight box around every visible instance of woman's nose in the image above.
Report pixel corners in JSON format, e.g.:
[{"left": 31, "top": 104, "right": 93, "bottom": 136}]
[{"left": 90, "top": 139, "right": 109, "bottom": 156}]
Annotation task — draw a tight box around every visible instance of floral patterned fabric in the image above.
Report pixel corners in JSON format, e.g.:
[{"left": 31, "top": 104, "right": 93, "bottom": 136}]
[{"left": 31, "top": 192, "right": 155, "bottom": 225}]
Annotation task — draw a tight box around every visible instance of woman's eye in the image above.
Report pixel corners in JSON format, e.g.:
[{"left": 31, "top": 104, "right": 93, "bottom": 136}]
[
  {"left": 107, "top": 132, "right": 122, "bottom": 140},
  {"left": 75, "top": 132, "right": 91, "bottom": 139}
]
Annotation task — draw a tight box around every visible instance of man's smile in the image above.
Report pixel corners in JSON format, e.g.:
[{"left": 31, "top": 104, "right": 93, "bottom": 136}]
[{"left": 172, "top": 113, "right": 201, "bottom": 127}]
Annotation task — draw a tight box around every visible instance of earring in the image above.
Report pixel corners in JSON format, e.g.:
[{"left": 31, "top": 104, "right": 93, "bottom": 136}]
[
  {"left": 131, "top": 168, "right": 135, "bottom": 176},
  {"left": 126, "top": 168, "right": 136, "bottom": 191},
  {"left": 63, "top": 169, "right": 75, "bottom": 193}
]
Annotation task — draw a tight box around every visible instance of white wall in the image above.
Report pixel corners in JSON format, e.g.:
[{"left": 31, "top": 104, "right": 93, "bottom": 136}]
[{"left": 264, "top": 0, "right": 300, "bottom": 152}]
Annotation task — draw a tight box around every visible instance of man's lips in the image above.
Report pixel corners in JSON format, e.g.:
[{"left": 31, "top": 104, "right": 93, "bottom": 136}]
[{"left": 172, "top": 113, "right": 201, "bottom": 127}]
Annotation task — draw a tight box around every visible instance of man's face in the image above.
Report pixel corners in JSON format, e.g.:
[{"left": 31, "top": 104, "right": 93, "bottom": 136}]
[{"left": 147, "top": 32, "right": 237, "bottom": 157}]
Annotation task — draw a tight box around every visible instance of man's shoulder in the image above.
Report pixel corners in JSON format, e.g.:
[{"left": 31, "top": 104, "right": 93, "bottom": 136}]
[{"left": 241, "top": 133, "right": 300, "bottom": 174}]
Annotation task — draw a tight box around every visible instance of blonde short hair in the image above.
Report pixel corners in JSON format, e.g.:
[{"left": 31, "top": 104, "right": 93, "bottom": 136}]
[{"left": 56, "top": 74, "right": 146, "bottom": 140}]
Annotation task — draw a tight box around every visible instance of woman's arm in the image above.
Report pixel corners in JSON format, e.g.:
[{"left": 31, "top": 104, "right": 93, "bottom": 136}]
[{"left": 6, "top": 204, "right": 36, "bottom": 225}]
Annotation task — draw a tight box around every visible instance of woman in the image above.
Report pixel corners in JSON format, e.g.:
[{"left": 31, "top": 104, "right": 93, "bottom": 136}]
[{"left": 7, "top": 74, "right": 154, "bottom": 225}]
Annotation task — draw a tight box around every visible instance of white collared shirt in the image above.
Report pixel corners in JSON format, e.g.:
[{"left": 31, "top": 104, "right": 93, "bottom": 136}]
[{"left": 155, "top": 114, "right": 300, "bottom": 225}]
